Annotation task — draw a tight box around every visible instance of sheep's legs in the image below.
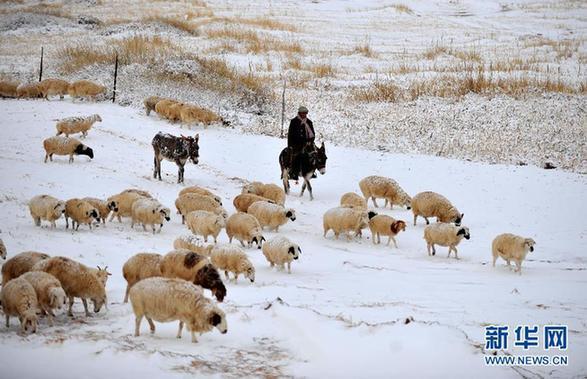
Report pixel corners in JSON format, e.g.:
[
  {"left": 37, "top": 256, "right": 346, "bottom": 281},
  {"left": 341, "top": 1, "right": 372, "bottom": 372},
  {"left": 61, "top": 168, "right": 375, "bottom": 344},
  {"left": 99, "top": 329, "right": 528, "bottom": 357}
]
[
  {"left": 44, "top": 307, "right": 55, "bottom": 327},
  {"left": 372, "top": 197, "right": 379, "bottom": 207},
  {"left": 224, "top": 271, "right": 230, "bottom": 280},
  {"left": 191, "top": 331, "right": 198, "bottom": 343},
  {"left": 413, "top": 214, "right": 418, "bottom": 226},
  {"left": 82, "top": 298, "right": 90, "bottom": 317},
  {"left": 287, "top": 262, "right": 291, "bottom": 274},
  {"left": 177, "top": 321, "right": 184, "bottom": 338},
  {"left": 388, "top": 236, "right": 397, "bottom": 248},
  {"left": 67, "top": 296, "right": 75, "bottom": 317},
  {"left": 515, "top": 261, "right": 522, "bottom": 275},
  {"left": 5, "top": 315, "right": 9, "bottom": 328},
  {"left": 134, "top": 315, "right": 143, "bottom": 337},
  {"left": 371, "top": 231, "right": 377, "bottom": 245},
  {"left": 146, "top": 317, "right": 155, "bottom": 333},
  {"left": 492, "top": 254, "right": 498, "bottom": 267},
  {"left": 123, "top": 285, "right": 130, "bottom": 303}
]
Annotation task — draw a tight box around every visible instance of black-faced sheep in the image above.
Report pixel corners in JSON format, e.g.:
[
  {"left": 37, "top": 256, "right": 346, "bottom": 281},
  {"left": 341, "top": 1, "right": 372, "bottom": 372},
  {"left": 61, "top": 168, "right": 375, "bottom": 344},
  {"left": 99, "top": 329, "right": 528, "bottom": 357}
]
[
  {"left": 423, "top": 223, "right": 470, "bottom": 259},
  {"left": 65, "top": 198, "right": 100, "bottom": 230},
  {"left": 129, "top": 277, "right": 227, "bottom": 343},
  {"left": 225, "top": 212, "right": 265, "bottom": 249},
  {"left": 262, "top": 236, "right": 301, "bottom": 274},
  {"left": 323, "top": 207, "right": 376, "bottom": 240},
  {"left": 247, "top": 201, "right": 296, "bottom": 232},
  {"left": 43, "top": 136, "right": 94, "bottom": 163},
  {"left": 130, "top": 198, "right": 171, "bottom": 234},
  {"left": 106, "top": 190, "right": 148, "bottom": 223},
  {"left": 82, "top": 197, "right": 118, "bottom": 225},
  {"left": 492, "top": 233, "right": 536, "bottom": 274}
]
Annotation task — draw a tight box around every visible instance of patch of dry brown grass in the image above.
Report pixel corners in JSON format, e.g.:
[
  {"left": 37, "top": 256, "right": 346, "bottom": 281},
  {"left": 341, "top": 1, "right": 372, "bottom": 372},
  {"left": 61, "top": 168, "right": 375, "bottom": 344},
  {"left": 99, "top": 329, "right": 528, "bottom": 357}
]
[
  {"left": 391, "top": 4, "right": 413, "bottom": 14},
  {"left": 2, "top": 3, "right": 73, "bottom": 18},
  {"left": 58, "top": 35, "right": 181, "bottom": 73},
  {"left": 352, "top": 41, "right": 377, "bottom": 58},
  {"left": 352, "top": 81, "right": 401, "bottom": 102},
  {"left": 422, "top": 45, "right": 482, "bottom": 62},
  {"left": 306, "top": 62, "right": 336, "bottom": 78},
  {"left": 235, "top": 17, "right": 297, "bottom": 32},
  {"left": 205, "top": 26, "right": 303, "bottom": 54},
  {"left": 143, "top": 16, "right": 200, "bottom": 35},
  {"left": 524, "top": 37, "right": 582, "bottom": 59}
]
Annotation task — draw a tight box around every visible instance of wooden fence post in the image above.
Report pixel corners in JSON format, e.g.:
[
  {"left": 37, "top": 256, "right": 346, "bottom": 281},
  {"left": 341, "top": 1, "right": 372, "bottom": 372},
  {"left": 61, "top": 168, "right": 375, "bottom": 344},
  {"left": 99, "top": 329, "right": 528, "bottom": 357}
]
[
  {"left": 112, "top": 52, "right": 118, "bottom": 103},
  {"left": 38, "top": 47, "right": 44, "bottom": 82},
  {"left": 280, "top": 78, "right": 286, "bottom": 138}
]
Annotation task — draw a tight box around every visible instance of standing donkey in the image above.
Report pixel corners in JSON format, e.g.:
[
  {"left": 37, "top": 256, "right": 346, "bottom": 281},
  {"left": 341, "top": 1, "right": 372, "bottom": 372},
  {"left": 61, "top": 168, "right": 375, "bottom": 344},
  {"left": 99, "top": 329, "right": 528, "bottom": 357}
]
[
  {"left": 152, "top": 132, "right": 199, "bottom": 184},
  {"left": 279, "top": 141, "right": 327, "bottom": 200}
]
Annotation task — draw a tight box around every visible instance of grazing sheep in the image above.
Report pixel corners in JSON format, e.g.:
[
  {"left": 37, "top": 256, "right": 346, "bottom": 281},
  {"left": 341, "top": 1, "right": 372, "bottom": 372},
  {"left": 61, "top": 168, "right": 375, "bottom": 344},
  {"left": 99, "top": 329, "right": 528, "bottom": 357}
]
[
  {"left": 423, "top": 223, "right": 470, "bottom": 259},
  {"left": 28, "top": 194, "right": 66, "bottom": 228},
  {"left": 173, "top": 235, "right": 214, "bottom": 256},
  {"left": 1, "top": 251, "right": 50, "bottom": 286},
  {"left": 155, "top": 99, "right": 183, "bottom": 122},
  {"left": 225, "top": 213, "right": 265, "bottom": 249},
  {"left": 247, "top": 201, "right": 296, "bottom": 232},
  {"left": 186, "top": 210, "right": 225, "bottom": 243},
  {"left": 0, "top": 80, "right": 18, "bottom": 98},
  {"left": 32, "top": 256, "right": 107, "bottom": 317},
  {"left": 144, "top": 96, "right": 166, "bottom": 116},
  {"left": 340, "top": 192, "right": 368, "bottom": 210},
  {"left": 122, "top": 188, "right": 153, "bottom": 198},
  {"left": 210, "top": 244, "right": 255, "bottom": 283},
  {"left": 242, "top": 181, "right": 286, "bottom": 205},
  {"left": 129, "top": 277, "right": 227, "bottom": 343},
  {"left": 178, "top": 186, "right": 222, "bottom": 205},
  {"left": 492, "top": 233, "right": 536, "bottom": 274},
  {"left": 130, "top": 198, "right": 171, "bottom": 234},
  {"left": 20, "top": 271, "right": 66, "bottom": 326},
  {"left": 368, "top": 215, "right": 407, "bottom": 248},
  {"left": 82, "top": 197, "right": 118, "bottom": 225},
  {"left": 233, "top": 193, "right": 275, "bottom": 213},
  {"left": 55, "top": 114, "right": 102, "bottom": 138},
  {"left": 106, "top": 190, "right": 149, "bottom": 223},
  {"left": 122, "top": 253, "right": 163, "bottom": 303},
  {"left": 359, "top": 175, "right": 411, "bottom": 209},
  {"left": 0, "top": 277, "right": 38, "bottom": 334},
  {"left": 16, "top": 82, "right": 42, "bottom": 99},
  {"left": 323, "top": 207, "right": 376, "bottom": 240},
  {"left": 68, "top": 80, "right": 106, "bottom": 101},
  {"left": 65, "top": 198, "right": 100, "bottom": 231},
  {"left": 179, "top": 104, "right": 223, "bottom": 126},
  {"left": 262, "top": 236, "right": 301, "bottom": 274},
  {"left": 38, "top": 78, "right": 69, "bottom": 100},
  {"left": 175, "top": 193, "right": 227, "bottom": 224},
  {"left": 160, "top": 249, "right": 227, "bottom": 302},
  {"left": 43, "top": 136, "right": 94, "bottom": 163},
  {"left": 411, "top": 191, "right": 463, "bottom": 226},
  {"left": 0, "top": 238, "right": 6, "bottom": 260}
]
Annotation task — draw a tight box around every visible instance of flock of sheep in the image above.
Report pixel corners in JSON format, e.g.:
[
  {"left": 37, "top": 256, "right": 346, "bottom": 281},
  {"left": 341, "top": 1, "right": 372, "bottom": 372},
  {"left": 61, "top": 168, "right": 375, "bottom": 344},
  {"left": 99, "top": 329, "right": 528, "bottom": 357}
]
[{"left": 0, "top": 89, "right": 537, "bottom": 343}]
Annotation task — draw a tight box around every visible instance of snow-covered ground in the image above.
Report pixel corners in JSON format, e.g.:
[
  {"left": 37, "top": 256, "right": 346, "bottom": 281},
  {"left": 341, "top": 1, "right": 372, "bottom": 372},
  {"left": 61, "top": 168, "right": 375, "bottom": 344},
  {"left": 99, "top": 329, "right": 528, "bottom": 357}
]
[{"left": 0, "top": 99, "right": 585, "bottom": 378}]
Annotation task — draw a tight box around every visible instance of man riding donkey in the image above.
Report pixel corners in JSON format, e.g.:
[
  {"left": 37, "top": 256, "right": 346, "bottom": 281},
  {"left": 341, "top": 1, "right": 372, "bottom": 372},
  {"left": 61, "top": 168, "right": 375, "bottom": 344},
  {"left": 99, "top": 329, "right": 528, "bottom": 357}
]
[{"left": 280, "top": 106, "right": 327, "bottom": 200}]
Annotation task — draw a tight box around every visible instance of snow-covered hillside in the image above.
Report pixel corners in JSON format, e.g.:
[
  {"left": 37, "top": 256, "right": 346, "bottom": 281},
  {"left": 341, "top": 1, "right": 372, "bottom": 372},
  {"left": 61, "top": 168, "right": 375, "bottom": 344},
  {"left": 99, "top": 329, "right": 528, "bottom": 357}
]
[{"left": 0, "top": 99, "right": 585, "bottom": 378}]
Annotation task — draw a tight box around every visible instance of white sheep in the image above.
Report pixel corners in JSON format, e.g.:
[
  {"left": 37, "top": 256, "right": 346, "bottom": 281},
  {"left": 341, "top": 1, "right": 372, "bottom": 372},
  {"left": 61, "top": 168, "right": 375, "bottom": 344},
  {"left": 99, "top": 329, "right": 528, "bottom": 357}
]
[
  {"left": 38, "top": 78, "right": 69, "bottom": 100},
  {"left": 247, "top": 201, "right": 296, "bottom": 232},
  {"left": 144, "top": 96, "right": 166, "bottom": 116},
  {"left": 242, "top": 181, "right": 286, "bottom": 205},
  {"left": 233, "top": 193, "right": 275, "bottom": 213},
  {"left": 176, "top": 193, "right": 227, "bottom": 224},
  {"left": 323, "top": 207, "right": 376, "bottom": 240},
  {"left": 82, "top": 197, "right": 118, "bottom": 225},
  {"left": 412, "top": 191, "right": 463, "bottom": 226},
  {"left": 1, "top": 251, "right": 50, "bottom": 286},
  {"left": 55, "top": 114, "right": 102, "bottom": 138},
  {"left": 262, "top": 236, "right": 301, "bottom": 274},
  {"left": 173, "top": 235, "right": 214, "bottom": 256},
  {"left": 65, "top": 198, "right": 100, "bottom": 230},
  {"left": 16, "top": 82, "right": 41, "bottom": 99},
  {"left": 122, "top": 252, "right": 163, "bottom": 303},
  {"left": 359, "top": 175, "right": 411, "bottom": 209},
  {"left": 68, "top": 80, "right": 106, "bottom": 101},
  {"left": 225, "top": 212, "right": 265, "bottom": 249},
  {"left": 340, "top": 192, "right": 368, "bottom": 210},
  {"left": 20, "top": 271, "right": 66, "bottom": 326},
  {"left": 129, "top": 277, "right": 227, "bottom": 343},
  {"left": 0, "top": 277, "right": 38, "bottom": 334},
  {"left": 423, "top": 223, "right": 470, "bottom": 259},
  {"left": 368, "top": 215, "right": 407, "bottom": 248},
  {"left": 210, "top": 244, "right": 255, "bottom": 283},
  {"left": 106, "top": 190, "right": 149, "bottom": 223},
  {"left": 131, "top": 198, "right": 171, "bottom": 233},
  {"left": 186, "top": 210, "right": 225, "bottom": 243},
  {"left": 178, "top": 186, "right": 223, "bottom": 205},
  {"left": 43, "top": 136, "right": 94, "bottom": 163},
  {"left": 28, "top": 194, "right": 66, "bottom": 228},
  {"left": 492, "top": 233, "right": 536, "bottom": 274},
  {"left": 33, "top": 256, "right": 107, "bottom": 317},
  {"left": 0, "top": 80, "right": 18, "bottom": 98},
  {"left": 155, "top": 99, "right": 183, "bottom": 122},
  {"left": 0, "top": 238, "right": 6, "bottom": 260}
]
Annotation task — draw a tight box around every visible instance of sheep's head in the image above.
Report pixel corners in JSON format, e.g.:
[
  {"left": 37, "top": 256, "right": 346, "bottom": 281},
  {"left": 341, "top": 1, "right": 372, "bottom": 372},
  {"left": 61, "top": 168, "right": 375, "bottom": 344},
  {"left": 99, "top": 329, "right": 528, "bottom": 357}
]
[
  {"left": 288, "top": 245, "right": 301, "bottom": 260},
  {"left": 208, "top": 308, "right": 227, "bottom": 334},
  {"left": 285, "top": 209, "right": 296, "bottom": 221},
  {"left": 159, "top": 206, "right": 171, "bottom": 221},
  {"left": 215, "top": 216, "right": 226, "bottom": 228},
  {"left": 449, "top": 210, "right": 464, "bottom": 226},
  {"left": 49, "top": 287, "right": 67, "bottom": 309},
  {"left": 243, "top": 263, "right": 255, "bottom": 282},
  {"left": 456, "top": 226, "right": 470, "bottom": 240},
  {"left": 400, "top": 194, "right": 412, "bottom": 210},
  {"left": 87, "top": 208, "right": 100, "bottom": 222},
  {"left": 92, "top": 294, "right": 107, "bottom": 313},
  {"left": 22, "top": 311, "right": 38, "bottom": 334},
  {"left": 75, "top": 144, "right": 94, "bottom": 159},
  {"left": 95, "top": 265, "right": 112, "bottom": 286},
  {"left": 93, "top": 114, "right": 102, "bottom": 122},
  {"left": 53, "top": 201, "right": 66, "bottom": 216},
  {"left": 524, "top": 238, "right": 536, "bottom": 252},
  {"left": 214, "top": 196, "right": 223, "bottom": 206},
  {"left": 251, "top": 234, "right": 265, "bottom": 249},
  {"left": 391, "top": 220, "right": 407, "bottom": 234},
  {"left": 367, "top": 211, "right": 378, "bottom": 220},
  {"left": 107, "top": 200, "right": 119, "bottom": 212}
]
